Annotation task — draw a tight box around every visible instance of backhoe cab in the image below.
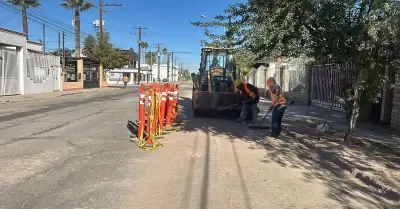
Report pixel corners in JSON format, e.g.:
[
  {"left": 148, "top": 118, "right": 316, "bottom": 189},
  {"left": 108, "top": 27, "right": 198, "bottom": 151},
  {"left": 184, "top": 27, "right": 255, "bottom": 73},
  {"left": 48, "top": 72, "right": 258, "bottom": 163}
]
[{"left": 191, "top": 47, "right": 242, "bottom": 117}]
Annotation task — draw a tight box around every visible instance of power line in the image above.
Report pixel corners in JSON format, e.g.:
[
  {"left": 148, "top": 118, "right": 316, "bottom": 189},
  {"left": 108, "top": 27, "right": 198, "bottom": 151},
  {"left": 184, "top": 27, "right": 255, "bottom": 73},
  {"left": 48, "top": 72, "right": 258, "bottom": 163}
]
[
  {"left": 0, "top": 1, "right": 92, "bottom": 42},
  {"left": 0, "top": 2, "right": 75, "bottom": 37},
  {"left": 0, "top": 1, "right": 127, "bottom": 51}
]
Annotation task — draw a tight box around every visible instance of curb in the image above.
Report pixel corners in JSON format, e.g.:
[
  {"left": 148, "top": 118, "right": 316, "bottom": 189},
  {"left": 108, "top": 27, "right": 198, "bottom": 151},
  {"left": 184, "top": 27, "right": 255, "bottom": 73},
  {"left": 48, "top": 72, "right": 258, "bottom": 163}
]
[
  {"left": 0, "top": 88, "right": 117, "bottom": 105},
  {"left": 287, "top": 131, "right": 400, "bottom": 201}
]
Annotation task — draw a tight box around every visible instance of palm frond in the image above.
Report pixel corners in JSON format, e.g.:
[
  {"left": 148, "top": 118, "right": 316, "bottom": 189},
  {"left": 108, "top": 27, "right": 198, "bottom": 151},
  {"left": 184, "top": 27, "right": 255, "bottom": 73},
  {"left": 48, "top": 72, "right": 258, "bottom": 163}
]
[
  {"left": 60, "top": 2, "right": 74, "bottom": 9},
  {"left": 7, "top": 0, "right": 41, "bottom": 7},
  {"left": 80, "top": 2, "right": 94, "bottom": 11}
]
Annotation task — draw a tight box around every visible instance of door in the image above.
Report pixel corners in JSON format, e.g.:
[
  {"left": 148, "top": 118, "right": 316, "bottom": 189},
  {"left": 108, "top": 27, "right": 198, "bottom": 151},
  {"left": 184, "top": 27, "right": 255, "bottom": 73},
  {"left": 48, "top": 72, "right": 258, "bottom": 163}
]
[
  {"left": 0, "top": 49, "right": 20, "bottom": 96},
  {"left": 52, "top": 66, "right": 61, "bottom": 91}
]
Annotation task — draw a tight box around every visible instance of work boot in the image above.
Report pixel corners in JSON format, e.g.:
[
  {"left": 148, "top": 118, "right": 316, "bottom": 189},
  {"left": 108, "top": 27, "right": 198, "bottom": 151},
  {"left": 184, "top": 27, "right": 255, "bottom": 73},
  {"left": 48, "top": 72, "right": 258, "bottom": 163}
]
[{"left": 234, "top": 118, "right": 245, "bottom": 123}]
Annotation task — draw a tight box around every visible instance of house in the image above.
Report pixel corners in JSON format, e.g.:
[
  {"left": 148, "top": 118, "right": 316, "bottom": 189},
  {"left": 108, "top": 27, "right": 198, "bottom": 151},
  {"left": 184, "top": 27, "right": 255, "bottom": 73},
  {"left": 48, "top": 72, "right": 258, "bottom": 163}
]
[
  {"left": 0, "top": 27, "right": 62, "bottom": 96},
  {"left": 149, "top": 63, "right": 179, "bottom": 82},
  {"left": 106, "top": 64, "right": 151, "bottom": 85}
]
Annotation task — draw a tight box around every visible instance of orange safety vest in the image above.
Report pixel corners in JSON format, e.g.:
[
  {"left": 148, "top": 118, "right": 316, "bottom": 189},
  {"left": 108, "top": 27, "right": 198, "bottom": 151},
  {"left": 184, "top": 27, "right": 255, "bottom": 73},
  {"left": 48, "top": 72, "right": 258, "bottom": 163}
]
[
  {"left": 269, "top": 84, "right": 286, "bottom": 106},
  {"left": 123, "top": 76, "right": 128, "bottom": 82},
  {"left": 243, "top": 83, "right": 256, "bottom": 99}
]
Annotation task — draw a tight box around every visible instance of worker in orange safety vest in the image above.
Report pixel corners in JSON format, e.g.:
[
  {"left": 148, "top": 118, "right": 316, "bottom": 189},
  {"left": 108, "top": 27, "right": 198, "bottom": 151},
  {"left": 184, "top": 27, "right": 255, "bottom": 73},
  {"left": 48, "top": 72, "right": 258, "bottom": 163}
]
[
  {"left": 267, "top": 77, "right": 287, "bottom": 137},
  {"left": 233, "top": 79, "right": 260, "bottom": 124},
  {"left": 123, "top": 74, "right": 129, "bottom": 89}
]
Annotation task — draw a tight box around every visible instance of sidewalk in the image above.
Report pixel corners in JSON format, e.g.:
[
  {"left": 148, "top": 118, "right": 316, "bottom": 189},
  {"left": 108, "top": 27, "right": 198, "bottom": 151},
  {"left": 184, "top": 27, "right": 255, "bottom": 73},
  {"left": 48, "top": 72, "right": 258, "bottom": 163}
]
[
  {"left": 258, "top": 98, "right": 400, "bottom": 149},
  {"left": 0, "top": 87, "right": 118, "bottom": 105}
]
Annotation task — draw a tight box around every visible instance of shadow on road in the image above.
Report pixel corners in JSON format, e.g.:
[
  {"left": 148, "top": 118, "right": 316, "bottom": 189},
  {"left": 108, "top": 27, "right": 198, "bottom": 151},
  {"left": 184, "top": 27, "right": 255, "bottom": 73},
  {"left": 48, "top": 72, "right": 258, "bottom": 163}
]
[{"left": 176, "top": 95, "right": 399, "bottom": 208}]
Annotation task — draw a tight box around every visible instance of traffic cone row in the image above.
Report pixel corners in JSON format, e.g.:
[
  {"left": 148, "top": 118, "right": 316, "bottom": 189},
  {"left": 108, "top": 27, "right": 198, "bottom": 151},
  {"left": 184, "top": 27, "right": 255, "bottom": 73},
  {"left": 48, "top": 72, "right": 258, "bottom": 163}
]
[{"left": 135, "top": 83, "right": 182, "bottom": 151}]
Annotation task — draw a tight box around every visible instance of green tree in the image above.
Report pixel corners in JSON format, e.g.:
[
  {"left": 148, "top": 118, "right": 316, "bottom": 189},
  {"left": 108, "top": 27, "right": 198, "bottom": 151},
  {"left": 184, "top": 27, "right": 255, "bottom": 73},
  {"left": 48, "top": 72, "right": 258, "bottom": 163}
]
[
  {"left": 50, "top": 48, "right": 75, "bottom": 57},
  {"left": 7, "top": 0, "right": 41, "bottom": 39},
  {"left": 82, "top": 34, "right": 97, "bottom": 59},
  {"left": 194, "top": 0, "right": 400, "bottom": 144},
  {"left": 82, "top": 32, "right": 130, "bottom": 69},
  {"left": 61, "top": 0, "right": 94, "bottom": 58}
]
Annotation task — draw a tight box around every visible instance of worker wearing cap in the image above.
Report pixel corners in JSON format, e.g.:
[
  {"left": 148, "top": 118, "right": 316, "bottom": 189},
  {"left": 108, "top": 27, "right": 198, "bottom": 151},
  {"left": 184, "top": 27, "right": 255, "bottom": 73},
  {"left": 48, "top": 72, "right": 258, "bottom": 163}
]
[
  {"left": 233, "top": 79, "right": 260, "bottom": 123},
  {"left": 267, "top": 77, "right": 287, "bottom": 137}
]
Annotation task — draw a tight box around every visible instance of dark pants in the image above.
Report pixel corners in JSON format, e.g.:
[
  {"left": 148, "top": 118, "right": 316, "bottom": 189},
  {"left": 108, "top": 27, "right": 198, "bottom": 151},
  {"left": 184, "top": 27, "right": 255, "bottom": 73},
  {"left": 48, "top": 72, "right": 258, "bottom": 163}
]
[
  {"left": 124, "top": 82, "right": 127, "bottom": 88},
  {"left": 237, "top": 103, "right": 258, "bottom": 123},
  {"left": 270, "top": 105, "right": 286, "bottom": 136}
]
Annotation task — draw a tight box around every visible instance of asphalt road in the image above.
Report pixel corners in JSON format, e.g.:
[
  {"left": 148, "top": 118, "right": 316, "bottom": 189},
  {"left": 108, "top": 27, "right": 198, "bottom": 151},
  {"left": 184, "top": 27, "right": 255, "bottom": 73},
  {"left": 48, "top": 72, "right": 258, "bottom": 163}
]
[{"left": 0, "top": 84, "right": 397, "bottom": 209}]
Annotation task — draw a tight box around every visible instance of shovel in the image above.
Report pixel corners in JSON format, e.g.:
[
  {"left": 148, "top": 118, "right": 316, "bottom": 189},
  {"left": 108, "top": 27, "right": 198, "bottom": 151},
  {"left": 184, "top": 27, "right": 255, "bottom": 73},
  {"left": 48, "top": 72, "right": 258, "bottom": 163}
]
[
  {"left": 217, "top": 100, "right": 254, "bottom": 110},
  {"left": 248, "top": 100, "right": 295, "bottom": 129}
]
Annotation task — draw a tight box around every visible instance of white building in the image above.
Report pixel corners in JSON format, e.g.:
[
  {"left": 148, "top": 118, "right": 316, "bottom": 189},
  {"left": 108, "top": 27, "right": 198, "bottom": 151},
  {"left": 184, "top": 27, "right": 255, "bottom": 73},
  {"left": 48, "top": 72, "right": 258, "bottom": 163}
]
[
  {"left": 149, "top": 63, "right": 179, "bottom": 82},
  {"left": 106, "top": 65, "right": 151, "bottom": 85},
  {"left": 0, "top": 27, "right": 62, "bottom": 96}
]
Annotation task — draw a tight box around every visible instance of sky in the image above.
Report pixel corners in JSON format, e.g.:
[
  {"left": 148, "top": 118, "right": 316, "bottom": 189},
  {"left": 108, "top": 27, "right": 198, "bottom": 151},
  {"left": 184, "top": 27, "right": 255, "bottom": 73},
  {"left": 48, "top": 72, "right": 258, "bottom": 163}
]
[{"left": 0, "top": 0, "right": 245, "bottom": 72}]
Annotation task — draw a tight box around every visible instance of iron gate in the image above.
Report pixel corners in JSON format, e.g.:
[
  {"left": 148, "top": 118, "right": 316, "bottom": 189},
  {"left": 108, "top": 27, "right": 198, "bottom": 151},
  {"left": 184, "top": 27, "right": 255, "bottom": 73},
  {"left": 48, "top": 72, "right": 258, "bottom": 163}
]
[
  {"left": 311, "top": 63, "right": 353, "bottom": 111},
  {"left": 0, "top": 49, "right": 20, "bottom": 96}
]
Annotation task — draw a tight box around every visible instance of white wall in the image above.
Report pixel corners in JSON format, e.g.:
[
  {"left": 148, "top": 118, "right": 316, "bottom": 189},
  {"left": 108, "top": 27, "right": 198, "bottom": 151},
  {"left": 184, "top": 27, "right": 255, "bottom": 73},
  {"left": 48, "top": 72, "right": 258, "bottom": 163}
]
[
  {"left": 0, "top": 29, "right": 26, "bottom": 47},
  {"left": 27, "top": 42, "right": 42, "bottom": 51},
  {"left": 149, "top": 63, "right": 178, "bottom": 81},
  {"left": 24, "top": 51, "right": 62, "bottom": 94}
]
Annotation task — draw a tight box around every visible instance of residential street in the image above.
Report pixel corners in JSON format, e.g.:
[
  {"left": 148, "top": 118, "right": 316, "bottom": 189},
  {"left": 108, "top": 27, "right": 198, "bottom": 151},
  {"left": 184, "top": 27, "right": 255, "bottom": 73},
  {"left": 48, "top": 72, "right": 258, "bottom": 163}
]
[{"left": 0, "top": 84, "right": 398, "bottom": 209}]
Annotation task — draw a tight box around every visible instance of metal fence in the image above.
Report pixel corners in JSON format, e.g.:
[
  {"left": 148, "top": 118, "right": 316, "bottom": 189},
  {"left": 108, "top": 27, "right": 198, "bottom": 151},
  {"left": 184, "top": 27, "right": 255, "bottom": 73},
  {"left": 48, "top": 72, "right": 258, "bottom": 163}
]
[
  {"left": 0, "top": 49, "right": 19, "bottom": 96},
  {"left": 311, "top": 63, "right": 353, "bottom": 111}
]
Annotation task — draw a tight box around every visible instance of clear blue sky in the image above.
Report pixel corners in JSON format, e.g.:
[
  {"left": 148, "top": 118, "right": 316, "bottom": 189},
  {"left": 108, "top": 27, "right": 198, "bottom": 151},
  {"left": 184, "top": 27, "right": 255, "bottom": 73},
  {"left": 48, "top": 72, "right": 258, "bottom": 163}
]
[{"left": 0, "top": 0, "right": 244, "bottom": 72}]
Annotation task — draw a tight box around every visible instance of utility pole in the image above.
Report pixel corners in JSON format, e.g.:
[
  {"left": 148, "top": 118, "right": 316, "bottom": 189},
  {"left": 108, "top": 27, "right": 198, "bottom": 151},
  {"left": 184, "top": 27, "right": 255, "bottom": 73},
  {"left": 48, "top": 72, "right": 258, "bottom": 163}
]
[
  {"left": 62, "top": 31, "right": 65, "bottom": 70},
  {"left": 135, "top": 27, "right": 147, "bottom": 84},
  {"left": 154, "top": 44, "right": 164, "bottom": 82},
  {"left": 149, "top": 49, "right": 152, "bottom": 83},
  {"left": 99, "top": 0, "right": 122, "bottom": 74},
  {"left": 99, "top": 0, "right": 103, "bottom": 38},
  {"left": 167, "top": 53, "right": 170, "bottom": 81},
  {"left": 58, "top": 32, "right": 60, "bottom": 56},
  {"left": 171, "top": 52, "right": 174, "bottom": 82},
  {"left": 99, "top": 1, "right": 122, "bottom": 37},
  {"left": 42, "top": 23, "right": 45, "bottom": 52},
  {"left": 180, "top": 63, "right": 183, "bottom": 81},
  {"left": 174, "top": 58, "right": 179, "bottom": 82}
]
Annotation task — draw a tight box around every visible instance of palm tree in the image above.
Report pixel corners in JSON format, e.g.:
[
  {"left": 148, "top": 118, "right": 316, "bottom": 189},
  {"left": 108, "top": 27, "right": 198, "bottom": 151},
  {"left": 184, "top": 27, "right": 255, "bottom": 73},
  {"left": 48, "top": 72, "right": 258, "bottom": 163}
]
[
  {"left": 162, "top": 47, "right": 168, "bottom": 63},
  {"left": 145, "top": 52, "right": 156, "bottom": 65},
  {"left": 140, "top": 42, "right": 148, "bottom": 64},
  {"left": 61, "top": 0, "right": 94, "bottom": 58},
  {"left": 7, "top": 0, "right": 41, "bottom": 39}
]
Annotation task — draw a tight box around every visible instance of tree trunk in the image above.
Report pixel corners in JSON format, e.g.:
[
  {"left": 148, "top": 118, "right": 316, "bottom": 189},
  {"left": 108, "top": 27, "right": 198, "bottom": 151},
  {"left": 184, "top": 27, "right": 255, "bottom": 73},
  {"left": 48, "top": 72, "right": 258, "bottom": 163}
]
[
  {"left": 22, "top": 6, "right": 28, "bottom": 39},
  {"left": 344, "top": 86, "right": 361, "bottom": 145},
  {"left": 75, "top": 9, "right": 80, "bottom": 58}
]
